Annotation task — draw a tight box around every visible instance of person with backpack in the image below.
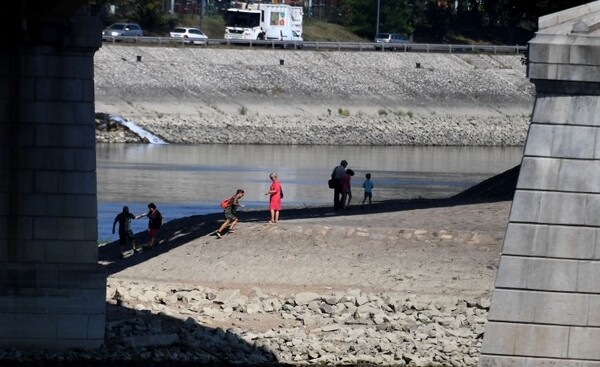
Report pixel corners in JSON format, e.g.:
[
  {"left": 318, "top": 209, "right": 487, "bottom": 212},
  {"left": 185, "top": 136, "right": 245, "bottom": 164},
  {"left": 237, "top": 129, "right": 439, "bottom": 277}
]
[
  {"left": 331, "top": 159, "right": 348, "bottom": 211},
  {"left": 215, "top": 189, "right": 245, "bottom": 239}
]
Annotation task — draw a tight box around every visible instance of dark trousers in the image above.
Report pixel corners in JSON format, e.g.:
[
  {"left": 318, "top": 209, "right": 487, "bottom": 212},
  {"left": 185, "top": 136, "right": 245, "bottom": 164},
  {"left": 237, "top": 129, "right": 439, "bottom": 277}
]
[{"left": 333, "top": 180, "right": 343, "bottom": 210}]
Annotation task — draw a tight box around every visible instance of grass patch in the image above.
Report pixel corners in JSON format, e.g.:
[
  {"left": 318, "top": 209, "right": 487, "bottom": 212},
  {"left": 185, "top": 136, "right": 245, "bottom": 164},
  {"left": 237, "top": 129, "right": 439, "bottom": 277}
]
[
  {"left": 303, "top": 20, "right": 368, "bottom": 42},
  {"left": 241, "top": 85, "right": 284, "bottom": 95},
  {"left": 394, "top": 110, "right": 414, "bottom": 118},
  {"left": 209, "top": 104, "right": 224, "bottom": 114},
  {"left": 239, "top": 105, "right": 248, "bottom": 115},
  {"left": 271, "top": 85, "right": 285, "bottom": 94},
  {"left": 378, "top": 109, "right": 388, "bottom": 116},
  {"left": 173, "top": 15, "right": 225, "bottom": 39},
  {"left": 242, "top": 85, "right": 265, "bottom": 94},
  {"left": 338, "top": 108, "right": 350, "bottom": 116}
]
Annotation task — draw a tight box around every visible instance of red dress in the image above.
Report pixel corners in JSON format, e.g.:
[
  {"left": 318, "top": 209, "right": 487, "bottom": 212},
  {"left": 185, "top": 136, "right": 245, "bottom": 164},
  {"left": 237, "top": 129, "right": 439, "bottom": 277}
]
[{"left": 269, "top": 180, "right": 282, "bottom": 210}]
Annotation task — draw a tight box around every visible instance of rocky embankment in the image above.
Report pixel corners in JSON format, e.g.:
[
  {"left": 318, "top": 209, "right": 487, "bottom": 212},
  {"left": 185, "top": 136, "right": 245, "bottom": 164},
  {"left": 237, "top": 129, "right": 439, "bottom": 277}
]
[
  {"left": 94, "top": 45, "right": 534, "bottom": 145},
  {"left": 105, "top": 282, "right": 487, "bottom": 366},
  {"left": 1, "top": 279, "right": 488, "bottom": 366}
]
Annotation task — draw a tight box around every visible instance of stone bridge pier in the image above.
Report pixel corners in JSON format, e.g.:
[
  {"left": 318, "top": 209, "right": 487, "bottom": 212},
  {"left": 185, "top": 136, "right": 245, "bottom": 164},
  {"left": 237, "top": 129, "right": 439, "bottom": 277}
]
[
  {"left": 480, "top": 2, "right": 600, "bottom": 366},
  {"left": 0, "top": 5, "right": 106, "bottom": 349}
]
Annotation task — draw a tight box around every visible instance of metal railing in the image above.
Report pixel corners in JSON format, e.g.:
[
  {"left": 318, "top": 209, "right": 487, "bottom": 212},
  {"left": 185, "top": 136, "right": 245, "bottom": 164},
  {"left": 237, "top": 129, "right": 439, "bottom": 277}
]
[{"left": 101, "top": 36, "right": 527, "bottom": 54}]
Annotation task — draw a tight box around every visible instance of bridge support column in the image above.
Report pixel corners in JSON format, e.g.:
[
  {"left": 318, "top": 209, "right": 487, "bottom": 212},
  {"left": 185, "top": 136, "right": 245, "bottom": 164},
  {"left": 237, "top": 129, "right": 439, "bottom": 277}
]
[
  {"left": 480, "top": 2, "right": 600, "bottom": 366},
  {"left": 0, "top": 13, "right": 106, "bottom": 349}
]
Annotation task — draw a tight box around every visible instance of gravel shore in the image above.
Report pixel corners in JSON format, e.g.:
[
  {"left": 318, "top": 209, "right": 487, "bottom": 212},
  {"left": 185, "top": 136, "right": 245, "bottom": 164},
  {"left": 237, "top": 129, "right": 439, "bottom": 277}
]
[{"left": 95, "top": 45, "right": 533, "bottom": 145}]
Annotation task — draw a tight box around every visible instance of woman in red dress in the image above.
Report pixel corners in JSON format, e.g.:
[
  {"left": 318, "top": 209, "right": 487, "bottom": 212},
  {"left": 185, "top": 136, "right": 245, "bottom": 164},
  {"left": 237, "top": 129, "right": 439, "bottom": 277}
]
[{"left": 265, "top": 172, "right": 282, "bottom": 223}]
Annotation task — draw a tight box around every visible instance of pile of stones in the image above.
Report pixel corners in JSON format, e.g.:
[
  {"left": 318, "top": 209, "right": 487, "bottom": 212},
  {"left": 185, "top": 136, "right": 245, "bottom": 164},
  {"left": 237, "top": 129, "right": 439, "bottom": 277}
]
[{"left": 0, "top": 279, "right": 490, "bottom": 366}]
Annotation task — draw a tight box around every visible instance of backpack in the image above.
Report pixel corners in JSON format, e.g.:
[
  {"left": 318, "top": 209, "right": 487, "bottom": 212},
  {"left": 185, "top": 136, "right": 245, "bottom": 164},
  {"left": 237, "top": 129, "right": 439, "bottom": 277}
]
[{"left": 220, "top": 198, "right": 231, "bottom": 209}]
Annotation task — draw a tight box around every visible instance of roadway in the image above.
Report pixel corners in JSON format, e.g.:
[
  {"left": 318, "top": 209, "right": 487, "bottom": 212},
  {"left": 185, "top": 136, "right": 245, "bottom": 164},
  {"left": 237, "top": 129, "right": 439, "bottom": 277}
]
[{"left": 101, "top": 36, "right": 527, "bottom": 55}]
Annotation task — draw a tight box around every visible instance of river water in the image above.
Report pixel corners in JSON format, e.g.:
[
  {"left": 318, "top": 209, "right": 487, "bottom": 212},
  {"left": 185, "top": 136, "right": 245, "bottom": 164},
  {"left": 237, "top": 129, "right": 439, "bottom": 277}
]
[{"left": 96, "top": 143, "right": 523, "bottom": 242}]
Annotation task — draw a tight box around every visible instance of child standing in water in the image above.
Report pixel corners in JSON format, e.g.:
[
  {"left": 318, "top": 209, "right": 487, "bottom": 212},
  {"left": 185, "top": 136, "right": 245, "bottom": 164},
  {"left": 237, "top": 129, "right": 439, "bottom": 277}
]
[{"left": 362, "top": 173, "right": 374, "bottom": 205}]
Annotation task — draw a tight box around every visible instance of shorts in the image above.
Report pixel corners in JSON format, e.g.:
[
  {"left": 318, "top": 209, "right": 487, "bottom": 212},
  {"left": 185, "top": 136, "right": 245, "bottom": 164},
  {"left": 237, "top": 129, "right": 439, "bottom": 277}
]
[
  {"left": 225, "top": 211, "right": 237, "bottom": 221},
  {"left": 224, "top": 206, "right": 238, "bottom": 221},
  {"left": 364, "top": 192, "right": 372, "bottom": 199}
]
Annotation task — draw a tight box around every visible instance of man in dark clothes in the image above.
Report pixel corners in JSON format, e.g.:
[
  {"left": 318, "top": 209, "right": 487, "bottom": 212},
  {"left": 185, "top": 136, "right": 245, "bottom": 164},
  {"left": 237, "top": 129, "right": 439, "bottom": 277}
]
[
  {"left": 331, "top": 159, "right": 348, "bottom": 211},
  {"left": 112, "top": 205, "right": 140, "bottom": 258}
]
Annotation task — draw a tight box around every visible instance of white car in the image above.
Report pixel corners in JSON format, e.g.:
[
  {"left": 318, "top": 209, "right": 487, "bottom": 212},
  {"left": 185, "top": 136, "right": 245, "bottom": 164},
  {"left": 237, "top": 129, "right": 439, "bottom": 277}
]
[
  {"left": 374, "top": 33, "right": 410, "bottom": 51},
  {"left": 170, "top": 27, "right": 208, "bottom": 44},
  {"left": 102, "top": 22, "right": 144, "bottom": 40}
]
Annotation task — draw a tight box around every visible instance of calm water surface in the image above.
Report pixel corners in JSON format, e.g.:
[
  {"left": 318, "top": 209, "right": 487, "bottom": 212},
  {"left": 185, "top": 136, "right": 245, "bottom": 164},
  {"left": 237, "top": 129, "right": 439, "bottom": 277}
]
[{"left": 97, "top": 144, "right": 523, "bottom": 242}]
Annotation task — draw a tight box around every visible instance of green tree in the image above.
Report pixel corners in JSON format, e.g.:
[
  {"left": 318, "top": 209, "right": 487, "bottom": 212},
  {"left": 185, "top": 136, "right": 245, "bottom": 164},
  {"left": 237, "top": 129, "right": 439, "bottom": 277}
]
[
  {"left": 480, "top": 0, "right": 590, "bottom": 43},
  {"left": 456, "top": 0, "right": 482, "bottom": 27},
  {"left": 535, "top": 0, "right": 591, "bottom": 19},
  {"left": 338, "top": 0, "right": 377, "bottom": 37},
  {"left": 109, "top": 0, "right": 169, "bottom": 33},
  {"left": 338, "top": 0, "right": 415, "bottom": 39},
  {"left": 425, "top": 0, "right": 452, "bottom": 39},
  {"left": 379, "top": 0, "right": 414, "bottom": 36}
]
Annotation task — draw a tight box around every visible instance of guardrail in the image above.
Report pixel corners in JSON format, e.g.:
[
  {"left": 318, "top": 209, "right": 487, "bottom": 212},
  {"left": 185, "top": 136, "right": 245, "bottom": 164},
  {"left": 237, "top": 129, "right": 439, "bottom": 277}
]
[{"left": 102, "top": 36, "right": 527, "bottom": 54}]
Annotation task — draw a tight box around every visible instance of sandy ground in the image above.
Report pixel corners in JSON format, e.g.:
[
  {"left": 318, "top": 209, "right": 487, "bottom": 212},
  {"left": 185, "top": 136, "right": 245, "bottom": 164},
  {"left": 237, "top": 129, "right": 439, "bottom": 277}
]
[{"left": 101, "top": 197, "right": 510, "bottom": 331}]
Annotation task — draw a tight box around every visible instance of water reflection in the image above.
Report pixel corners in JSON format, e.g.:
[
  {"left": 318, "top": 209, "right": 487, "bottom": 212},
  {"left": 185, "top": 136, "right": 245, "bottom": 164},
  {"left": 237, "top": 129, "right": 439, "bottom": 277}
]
[{"left": 97, "top": 144, "right": 522, "bottom": 202}]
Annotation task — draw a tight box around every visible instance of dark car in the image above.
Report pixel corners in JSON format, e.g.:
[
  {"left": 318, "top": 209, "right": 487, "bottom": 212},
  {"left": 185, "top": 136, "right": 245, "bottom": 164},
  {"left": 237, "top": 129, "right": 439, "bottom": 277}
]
[
  {"left": 375, "top": 33, "right": 410, "bottom": 50},
  {"left": 102, "top": 22, "right": 144, "bottom": 40}
]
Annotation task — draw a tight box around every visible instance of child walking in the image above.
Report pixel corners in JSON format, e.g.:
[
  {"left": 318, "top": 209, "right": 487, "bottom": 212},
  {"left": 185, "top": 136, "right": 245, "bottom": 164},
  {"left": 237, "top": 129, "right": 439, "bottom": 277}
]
[
  {"left": 215, "top": 189, "right": 245, "bottom": 239},
  {"left": 362, "top": 173, "right": 373, "bottom": 205}
]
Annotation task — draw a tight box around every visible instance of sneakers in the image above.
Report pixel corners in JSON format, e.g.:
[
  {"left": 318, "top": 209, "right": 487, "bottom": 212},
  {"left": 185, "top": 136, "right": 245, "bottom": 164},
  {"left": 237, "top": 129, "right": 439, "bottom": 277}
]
[
  {"left": 215, "top": 231, "right": 222, "bottom": 239},
  {"left": 134, "top": 248, "right": 142, "bottom": 253}
]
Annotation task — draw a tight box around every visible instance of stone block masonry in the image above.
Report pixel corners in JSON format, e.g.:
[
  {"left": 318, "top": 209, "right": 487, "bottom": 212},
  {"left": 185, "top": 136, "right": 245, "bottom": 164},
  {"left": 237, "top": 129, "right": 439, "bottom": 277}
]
[
  {"left": 479, "top": 1, "right": 600, "bottom": 365},
  {"left": 0, "top": 13, "right": 106, "bottom": 349}
]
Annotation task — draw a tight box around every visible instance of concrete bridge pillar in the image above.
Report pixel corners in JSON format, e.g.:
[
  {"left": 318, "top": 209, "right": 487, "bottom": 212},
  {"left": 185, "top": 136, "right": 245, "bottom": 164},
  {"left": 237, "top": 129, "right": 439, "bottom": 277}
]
[
  {"left": 0, "top": 11, "right": 106, "bottom": 349},
  {"left": 480, "top": 1, "right": 600, "bottom": 365}
]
